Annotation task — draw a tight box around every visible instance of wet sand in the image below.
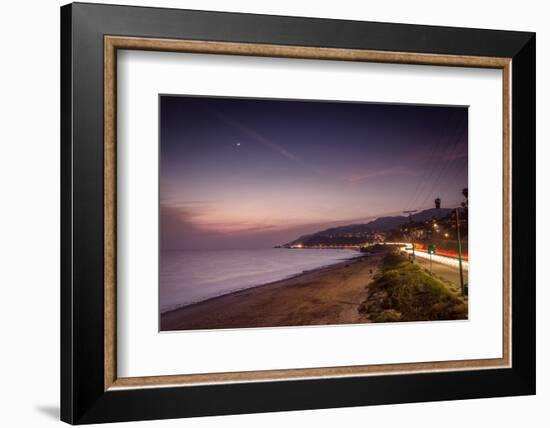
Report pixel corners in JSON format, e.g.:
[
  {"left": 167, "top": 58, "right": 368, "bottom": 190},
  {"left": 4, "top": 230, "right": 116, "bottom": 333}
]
[{"left": 160, "top": 251, "right": 386, "bottom": 331}]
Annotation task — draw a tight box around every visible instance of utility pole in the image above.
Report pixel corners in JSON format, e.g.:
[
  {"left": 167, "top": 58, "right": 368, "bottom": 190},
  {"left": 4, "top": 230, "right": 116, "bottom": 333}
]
[
  {"left": 455, "top": 208, "right": 465, "bottom": 297},
  {"left": 403, "top": 210, "right": 417, "bottom": 262}
]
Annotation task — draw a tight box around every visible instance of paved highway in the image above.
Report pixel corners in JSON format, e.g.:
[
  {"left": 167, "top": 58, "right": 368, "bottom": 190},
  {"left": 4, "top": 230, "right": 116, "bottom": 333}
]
[{"left": 414, "top": 255, "right": 467, "bottom": 294}]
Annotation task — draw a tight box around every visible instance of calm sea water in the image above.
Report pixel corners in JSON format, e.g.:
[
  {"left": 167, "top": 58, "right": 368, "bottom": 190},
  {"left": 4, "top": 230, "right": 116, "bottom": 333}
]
[{"left": 160, "top": 248, "right": 359, "bottom": 313}]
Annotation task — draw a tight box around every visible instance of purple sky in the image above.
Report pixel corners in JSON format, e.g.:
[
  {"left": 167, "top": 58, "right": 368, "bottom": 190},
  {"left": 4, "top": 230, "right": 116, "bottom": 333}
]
[{"left": 160, "top": 95, "right": 468, "bottom": 250}]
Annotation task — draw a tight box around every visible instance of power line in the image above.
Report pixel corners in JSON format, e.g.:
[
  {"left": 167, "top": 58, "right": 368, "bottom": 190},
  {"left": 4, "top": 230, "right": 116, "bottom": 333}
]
[
  {"left": 404, "top": 126, "right": 452, "bottom": 210},
  {"left": 413, "top": 116, "right": 467, "bottom": 210},
  {"left": 406, "top": 112, "right": 466, "bottom": 211},
  {"left": 403, "top": 112, "right": 458, "bottom": 210}
]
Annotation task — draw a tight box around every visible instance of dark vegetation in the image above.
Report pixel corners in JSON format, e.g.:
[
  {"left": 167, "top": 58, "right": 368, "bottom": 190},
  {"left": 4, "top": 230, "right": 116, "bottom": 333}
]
[
  {"left": 359, "top": 252, "right": 467, "bottom": 322},
  {"left": 284, "top": 208, "right": 453, "bottom": 247}
]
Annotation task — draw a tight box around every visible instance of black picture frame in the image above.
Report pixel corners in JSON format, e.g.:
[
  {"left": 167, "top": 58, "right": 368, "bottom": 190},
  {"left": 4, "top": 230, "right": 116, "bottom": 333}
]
[{"left": 61, "top": 2, "right": 535, "bottom": 424}]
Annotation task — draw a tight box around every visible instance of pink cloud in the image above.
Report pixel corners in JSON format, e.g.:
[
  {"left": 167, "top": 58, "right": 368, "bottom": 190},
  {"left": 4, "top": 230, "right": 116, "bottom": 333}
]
[
  {"left": 346, "top": 167, "right": 411, "bottom": 183},
  {"left": 160, "top": 203, "right": 354, "bottom": 250}
]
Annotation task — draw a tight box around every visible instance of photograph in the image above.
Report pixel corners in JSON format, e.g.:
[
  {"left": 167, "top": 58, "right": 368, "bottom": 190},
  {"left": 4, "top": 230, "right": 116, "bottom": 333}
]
[{"left": 159, "top": 95, "right": 469, "bottom": 331}]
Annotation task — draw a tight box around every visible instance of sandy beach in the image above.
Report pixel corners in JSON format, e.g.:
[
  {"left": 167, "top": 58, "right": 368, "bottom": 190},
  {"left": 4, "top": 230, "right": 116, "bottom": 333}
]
[{"left": 161, "top": 251, "right": 386, "bottom": 331}]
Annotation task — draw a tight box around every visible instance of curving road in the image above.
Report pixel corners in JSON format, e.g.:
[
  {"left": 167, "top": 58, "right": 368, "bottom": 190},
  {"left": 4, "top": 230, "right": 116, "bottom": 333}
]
[{"left": 414, "top": 255, "right": 468, "bottom": 294}]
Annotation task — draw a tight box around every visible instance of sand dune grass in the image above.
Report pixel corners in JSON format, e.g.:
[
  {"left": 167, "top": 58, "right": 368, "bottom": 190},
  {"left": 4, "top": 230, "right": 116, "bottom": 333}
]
[{"left": 359, "top": 252, "right": 467, "bottom": 322}]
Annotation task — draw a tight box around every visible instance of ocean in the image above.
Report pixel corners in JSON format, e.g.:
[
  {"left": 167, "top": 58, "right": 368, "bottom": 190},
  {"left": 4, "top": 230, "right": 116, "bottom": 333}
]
[{"left": 160, "top": 248, "right": 360, "bottom": 313}]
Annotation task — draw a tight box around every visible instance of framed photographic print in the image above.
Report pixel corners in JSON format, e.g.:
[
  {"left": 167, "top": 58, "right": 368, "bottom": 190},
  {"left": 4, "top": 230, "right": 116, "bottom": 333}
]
[{"left": 61, "top": 2, "right": 535, "bottom": 424}]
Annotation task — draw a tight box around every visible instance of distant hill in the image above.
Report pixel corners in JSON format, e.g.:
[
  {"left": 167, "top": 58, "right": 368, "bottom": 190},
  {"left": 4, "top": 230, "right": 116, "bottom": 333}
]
[
  {"left": 284, "top": 208, "right": 453, "bottom": 247},
  {"left": 408, "top": 208, "right": 453, "bottom": 223}
]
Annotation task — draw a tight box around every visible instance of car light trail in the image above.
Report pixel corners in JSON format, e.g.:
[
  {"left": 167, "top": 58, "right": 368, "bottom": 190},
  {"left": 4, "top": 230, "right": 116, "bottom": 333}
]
[{"left": 396, "top": 243, "right": 469, "bottom": 270}]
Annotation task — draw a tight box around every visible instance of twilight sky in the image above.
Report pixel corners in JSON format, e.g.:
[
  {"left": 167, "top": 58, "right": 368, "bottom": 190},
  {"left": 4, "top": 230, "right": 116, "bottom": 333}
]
[{"left": 160, "top": 95, "right": 468, "bottom": 250}]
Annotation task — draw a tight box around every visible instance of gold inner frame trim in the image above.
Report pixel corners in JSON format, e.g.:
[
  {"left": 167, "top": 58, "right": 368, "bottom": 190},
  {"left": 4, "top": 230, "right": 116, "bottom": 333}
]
[{"left": 104, "top": 35, "right": 512, "bottom": 391}]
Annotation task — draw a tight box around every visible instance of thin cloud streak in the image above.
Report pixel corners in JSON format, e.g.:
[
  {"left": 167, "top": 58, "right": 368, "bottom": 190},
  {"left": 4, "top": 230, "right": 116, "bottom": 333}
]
[
  {"left": 201, "top": 104, "right": 323, "bottom": 175},
  {"left": 406, "top": 141, "right": 467, "bottom": 164},
  {"left": 346, "top": 167, "right": 411, "bottom": 183}
]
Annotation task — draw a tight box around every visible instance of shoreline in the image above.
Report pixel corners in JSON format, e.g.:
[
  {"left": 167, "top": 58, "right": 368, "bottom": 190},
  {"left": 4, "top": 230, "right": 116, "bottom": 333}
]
[
  {"left": 160, "top": 254, "right": 365, "bottom": 316},
  {"left": 161, "top": 251, "right": 386, "bottom": 331}
]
